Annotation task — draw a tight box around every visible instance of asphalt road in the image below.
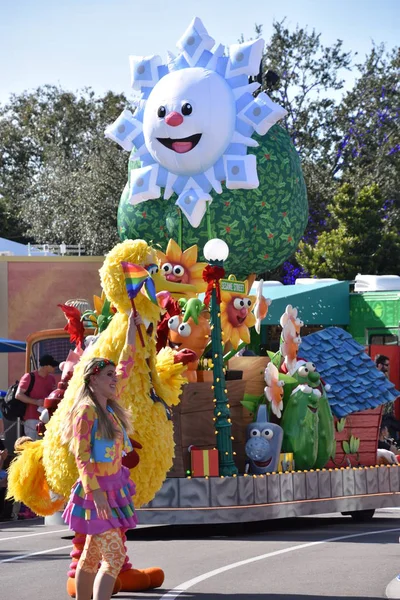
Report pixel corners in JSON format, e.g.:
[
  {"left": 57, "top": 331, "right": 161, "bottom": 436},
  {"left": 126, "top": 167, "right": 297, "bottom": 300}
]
[{"left": 1, "top": 509, "right": 400, "bottom": 599}]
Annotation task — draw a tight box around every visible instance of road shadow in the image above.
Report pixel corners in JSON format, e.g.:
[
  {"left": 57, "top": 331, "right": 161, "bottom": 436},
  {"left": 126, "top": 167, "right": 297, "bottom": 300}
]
[
  {"left": 116, "top": 593, "right": 386, "bottom": 600},
  {"left": 0, "top": 549, "right": 67, "bottom": 562},
  {"left": 124, "top": 514, "right": 400, "bottom": 545}
]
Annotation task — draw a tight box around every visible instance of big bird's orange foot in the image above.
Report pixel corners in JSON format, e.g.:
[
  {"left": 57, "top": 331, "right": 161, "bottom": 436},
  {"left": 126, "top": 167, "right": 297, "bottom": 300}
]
[
  {"left": 66, "top": 576, "right": 121, "bottom": 597},
  {"left": 119, "top": 567, "right": 165, "bottom": 591}
]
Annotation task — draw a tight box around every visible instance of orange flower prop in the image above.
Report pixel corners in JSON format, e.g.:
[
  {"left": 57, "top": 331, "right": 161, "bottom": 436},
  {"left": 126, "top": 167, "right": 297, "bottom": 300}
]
[
  {"left": 253, "top": 279, "right": 272, "bottom": 334},
  {"left": 280, "top": 320, "right": 301, "bottom": 374},
  {"left": 220, "top": 277, "right": 256, "bottom": 349},
  {"left": 264, "top": 362, "right": 285, "bottom": 418},
  {"left": 157, "top": 239, "right": 207, "bottom": 297}
]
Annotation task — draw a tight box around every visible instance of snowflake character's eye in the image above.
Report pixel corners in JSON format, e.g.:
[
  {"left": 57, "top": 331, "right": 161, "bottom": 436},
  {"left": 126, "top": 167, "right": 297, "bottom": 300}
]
[
  {"left": 298, "top": 366, "right": 309, "bottom": 377},
  {"left": 233, "top": 298, "right": 246, "bottom": 310},
  {"left": 161, "top": 262, "right": 173, "bottom": 275},
  {"left": 178, "top": 322, "right": 192, "bottom": 337},
  {"left": 173, "top": 265, "right": 185, "bottom": 277},
  {"left": 146, "top": 264, "right": 159, "bottom": 276},
  {"left": 181, "top": 102, "right": 193, "bottom": 116},
  {"left": 168, "top": 316, "right": 180, "bottom": 331},
  {"left": 157, "top": 106, "right": 166, "bottom": 118},
  {"left": 261, "top": 428, "right": 274, "bottom": 440},
  {"left": 249, "top": 428, "right": 261, "bottom": 437}
]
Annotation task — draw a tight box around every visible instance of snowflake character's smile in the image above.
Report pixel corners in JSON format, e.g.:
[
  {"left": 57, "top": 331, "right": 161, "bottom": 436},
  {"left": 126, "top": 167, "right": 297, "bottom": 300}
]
[{"left": 157, "top": 133, "right": 202, "bottom": 154}]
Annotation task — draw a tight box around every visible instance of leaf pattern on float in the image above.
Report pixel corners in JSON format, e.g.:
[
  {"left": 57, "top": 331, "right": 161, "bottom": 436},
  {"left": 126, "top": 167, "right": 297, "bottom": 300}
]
[{"left": 118, "top": 125, "right": 308, "bottom": 278}]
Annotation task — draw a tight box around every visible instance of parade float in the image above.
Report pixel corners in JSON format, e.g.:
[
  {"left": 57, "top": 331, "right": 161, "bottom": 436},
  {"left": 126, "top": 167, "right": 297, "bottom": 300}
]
[{"left": 6, "top": 18, "right": 400, "bottom": 597}]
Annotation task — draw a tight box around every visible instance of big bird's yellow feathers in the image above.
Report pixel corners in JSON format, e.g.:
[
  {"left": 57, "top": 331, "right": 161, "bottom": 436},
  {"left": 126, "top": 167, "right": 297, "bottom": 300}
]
[{"left": 8, "top": 240, "right": 187, "bottom": 511}]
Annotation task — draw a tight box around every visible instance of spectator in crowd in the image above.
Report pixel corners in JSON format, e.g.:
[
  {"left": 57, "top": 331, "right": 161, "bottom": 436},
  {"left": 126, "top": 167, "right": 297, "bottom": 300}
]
[
  {"left": 0, "top": 436, "right": 37, "bottom": 521},
  {"left": 375, "top": 354, "right": 390, "bottom": 377},
  {"left": 375, "top": 354, "right": 400, "bottom": 438},
  {"left": 377, "top": 422, "right": 399, "bottom": 465},
  {"left": 378, "top": 423, "right": 398, "bottom": 453},
  {"left": 16, "top": 354, "right": 59, "bottom": 440},
  {"left": 0, "top": 448, "right": 9, "bottom": 519},
  {"left": 0, "top": 406, "right": 5, "bottom": 451}
]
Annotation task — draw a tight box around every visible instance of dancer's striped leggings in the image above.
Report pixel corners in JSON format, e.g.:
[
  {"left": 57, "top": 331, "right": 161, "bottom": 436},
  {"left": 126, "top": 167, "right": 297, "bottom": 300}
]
[{"left": 78, "top": 528, "right": 125, "bottom": 579}]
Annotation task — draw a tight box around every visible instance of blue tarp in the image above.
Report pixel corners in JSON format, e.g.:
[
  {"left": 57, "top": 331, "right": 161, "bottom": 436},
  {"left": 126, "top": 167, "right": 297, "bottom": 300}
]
[
  {"left": 0, "top": 237, "right": 29, "bottom": 256},
  {"left": 0, "top": 338, "right": 26, "bottom": 353}
]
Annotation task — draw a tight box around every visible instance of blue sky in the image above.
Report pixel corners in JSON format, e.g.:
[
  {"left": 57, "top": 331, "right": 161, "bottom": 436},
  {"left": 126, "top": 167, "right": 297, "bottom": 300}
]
[{"left": 0, "top": 0, "right": 398, "bottom": 105}]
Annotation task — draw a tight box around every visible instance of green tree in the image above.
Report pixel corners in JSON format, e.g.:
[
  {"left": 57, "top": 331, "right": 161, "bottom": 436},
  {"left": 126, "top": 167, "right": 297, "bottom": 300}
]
[
  {"left": 0, "top": 85, "right": 128, "bottom": 254},
  {"left": 255, "top": 20, "right": 353, "bottom": 279},
  {"left": 298, "top": 183, "right": 400, "bottom": 279},
  {"left": 333, "top": 45, "right": 400, "bottom": 225},
  {"left": 258, "top": 25, "right": 399, "bottom": 281},
  {"left": 263, "top": 20, "right": 352, "bottom": 163}
]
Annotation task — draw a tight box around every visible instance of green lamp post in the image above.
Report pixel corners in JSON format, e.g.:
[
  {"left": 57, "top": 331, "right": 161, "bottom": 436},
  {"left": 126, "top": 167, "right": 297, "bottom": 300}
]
[{"left": 203, "top": 238, "right": 238, "bottom": 477}]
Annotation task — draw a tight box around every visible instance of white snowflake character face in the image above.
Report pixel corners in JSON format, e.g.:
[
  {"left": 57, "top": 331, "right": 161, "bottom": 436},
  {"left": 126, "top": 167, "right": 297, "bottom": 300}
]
[
  {"left": 143, "top": 68, "right": 236, "bottom": 176},
  {"left": 105, "top": 17, "right": 287, "bottom": 227}
]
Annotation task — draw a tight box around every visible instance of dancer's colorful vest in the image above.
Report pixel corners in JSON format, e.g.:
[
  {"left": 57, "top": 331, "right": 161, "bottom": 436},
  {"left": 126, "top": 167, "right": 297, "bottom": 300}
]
[{"left": 90, "top": 406, "right": 132, "bottom": 462}]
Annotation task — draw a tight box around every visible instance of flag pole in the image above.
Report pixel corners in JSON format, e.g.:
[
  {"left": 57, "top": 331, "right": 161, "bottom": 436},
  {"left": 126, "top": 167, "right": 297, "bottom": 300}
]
[{"left": 130, "top": 298, "right": 145, "bottom": 347}]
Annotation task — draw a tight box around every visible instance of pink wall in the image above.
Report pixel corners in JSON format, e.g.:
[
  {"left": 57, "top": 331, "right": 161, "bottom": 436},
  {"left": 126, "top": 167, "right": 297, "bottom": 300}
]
[{"left": 7, "top": 258, "right": 103, "bottom": 384}]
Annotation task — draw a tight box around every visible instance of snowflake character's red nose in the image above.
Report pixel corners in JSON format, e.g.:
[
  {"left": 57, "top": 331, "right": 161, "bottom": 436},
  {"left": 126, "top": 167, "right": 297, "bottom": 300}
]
[{"left": 165, "top": 111, "right": 184, "bottom": 127}]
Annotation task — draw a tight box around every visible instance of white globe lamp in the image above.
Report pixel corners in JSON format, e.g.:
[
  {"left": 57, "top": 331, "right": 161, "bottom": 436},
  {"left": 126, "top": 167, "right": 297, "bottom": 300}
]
[{"left": 203, "top": 238, "right": 229, "bottom": 262}]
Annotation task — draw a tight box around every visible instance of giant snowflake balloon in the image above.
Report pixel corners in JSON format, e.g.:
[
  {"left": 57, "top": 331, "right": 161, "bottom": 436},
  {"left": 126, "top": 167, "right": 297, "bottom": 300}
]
[{"left": 105, "top": 18, "right": 287, "bottom": 227}]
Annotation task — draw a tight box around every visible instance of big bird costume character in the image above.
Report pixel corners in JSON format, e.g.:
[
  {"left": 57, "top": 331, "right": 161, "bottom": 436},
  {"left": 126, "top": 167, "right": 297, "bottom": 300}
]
[{"left": 8, "top": 239, "right": 197, "bottom": 594}]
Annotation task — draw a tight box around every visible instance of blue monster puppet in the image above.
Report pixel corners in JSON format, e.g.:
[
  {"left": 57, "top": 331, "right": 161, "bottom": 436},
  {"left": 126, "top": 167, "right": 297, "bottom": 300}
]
[{"left": 245, "top": 404, "right": 283, "bottom": 474}]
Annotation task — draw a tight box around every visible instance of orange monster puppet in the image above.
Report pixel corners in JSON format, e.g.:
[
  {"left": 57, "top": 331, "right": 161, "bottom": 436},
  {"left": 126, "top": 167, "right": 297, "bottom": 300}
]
[{"left": 167, "top": 298, "right": 211, "bottom": 382}]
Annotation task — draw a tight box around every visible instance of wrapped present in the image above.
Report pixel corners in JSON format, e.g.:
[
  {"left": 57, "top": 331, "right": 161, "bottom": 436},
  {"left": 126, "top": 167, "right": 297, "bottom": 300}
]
[
  {"left": 191, "top": 448, "right": 219, "bottom": 477},
  {"left": 278, "top": 452, "right": 295, "bottom": 473}
]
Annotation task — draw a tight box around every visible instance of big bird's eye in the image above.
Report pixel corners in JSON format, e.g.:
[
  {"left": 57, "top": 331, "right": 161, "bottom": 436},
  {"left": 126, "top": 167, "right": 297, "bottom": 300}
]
[
  {"left": 173, "top": 265, "right": 185, "bottom": 277},
  {"left": 178, "top": 322, "right": 191, "bottom": 337},
  {"left": 249, "top": 429, "right": 261, "bottom": 437},
  {"left": 181, "top": 102, "right": 193, "bottom": 116},
  {"left": 168, "top": 316, "right": 180, "bottom": 331},
  {"left": 233, "top": 298, "right": 246, "bottom": 310},
  {"left": 162, "top": 263, "right": 173, "bottom": 275},
  {"left": 146, "top": 264, "right": 159, "bottom": 276},
  {"left": 157, "top": 106, "right": 166, "bottom": 118}
]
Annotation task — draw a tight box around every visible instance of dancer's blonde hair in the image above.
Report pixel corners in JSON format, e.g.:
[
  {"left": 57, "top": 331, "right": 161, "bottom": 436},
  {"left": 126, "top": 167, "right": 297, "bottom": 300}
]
[{"left": 60, "top": 357, "right": 132, "bottom": 447}]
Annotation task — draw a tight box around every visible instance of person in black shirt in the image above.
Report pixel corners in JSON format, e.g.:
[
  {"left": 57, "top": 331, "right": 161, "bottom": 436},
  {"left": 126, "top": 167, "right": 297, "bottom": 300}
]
[{"left": 378, "top": 424, "right": 398, "bottom": 453}]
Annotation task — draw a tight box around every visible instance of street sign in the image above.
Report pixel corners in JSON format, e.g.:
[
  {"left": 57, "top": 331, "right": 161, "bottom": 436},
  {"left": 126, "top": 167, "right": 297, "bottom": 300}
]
[{"left": 220, "top": 279, "right": 246, "bottom": 294}]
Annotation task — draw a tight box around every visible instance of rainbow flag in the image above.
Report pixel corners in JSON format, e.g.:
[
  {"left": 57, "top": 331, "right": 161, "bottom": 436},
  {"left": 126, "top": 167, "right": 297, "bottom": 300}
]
[
  {"left": 121, "top": 262, "right": 150, "bottom": 300},
  {"left": 120, "top": 262, "right": 158, "bottom": 305},
  {"left": 142, "top": 276, "right": 158, "bottom": 305}
]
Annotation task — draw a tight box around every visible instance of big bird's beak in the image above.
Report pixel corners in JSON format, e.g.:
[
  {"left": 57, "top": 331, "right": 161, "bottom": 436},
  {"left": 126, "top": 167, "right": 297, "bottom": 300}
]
[{"left": 153, "top": 271, "right": 197, "bottom": 296}]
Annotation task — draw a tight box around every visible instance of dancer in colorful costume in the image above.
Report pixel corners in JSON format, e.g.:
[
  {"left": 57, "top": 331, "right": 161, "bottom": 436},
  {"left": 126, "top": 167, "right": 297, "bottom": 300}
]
[
  {"left": 61, "top": 310, "right": 141, "bottom": 600},
  {"left": 7, "top": 239, "right": 196, "bottom": 595}
]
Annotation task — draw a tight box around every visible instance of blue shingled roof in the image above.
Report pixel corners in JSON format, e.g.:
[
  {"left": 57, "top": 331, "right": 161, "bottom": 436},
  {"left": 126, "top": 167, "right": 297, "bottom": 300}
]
[{"left": 300, "top": 327, "right": 399, "bottom": 418}]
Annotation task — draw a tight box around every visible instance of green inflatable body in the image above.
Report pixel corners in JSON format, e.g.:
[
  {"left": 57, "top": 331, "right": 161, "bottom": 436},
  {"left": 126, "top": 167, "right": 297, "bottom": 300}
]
[
  {"left": 281, "top": 385, "right": 319, "bottom": 470},
  {"left": 280, "top": 361, "right": 336, "bottom": 469},
  {"left": 118, "top": 125, "right": 308, "bottom": 278},
  {"left": 315, "top": 390, "right": 336, "bottom": 468}
]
